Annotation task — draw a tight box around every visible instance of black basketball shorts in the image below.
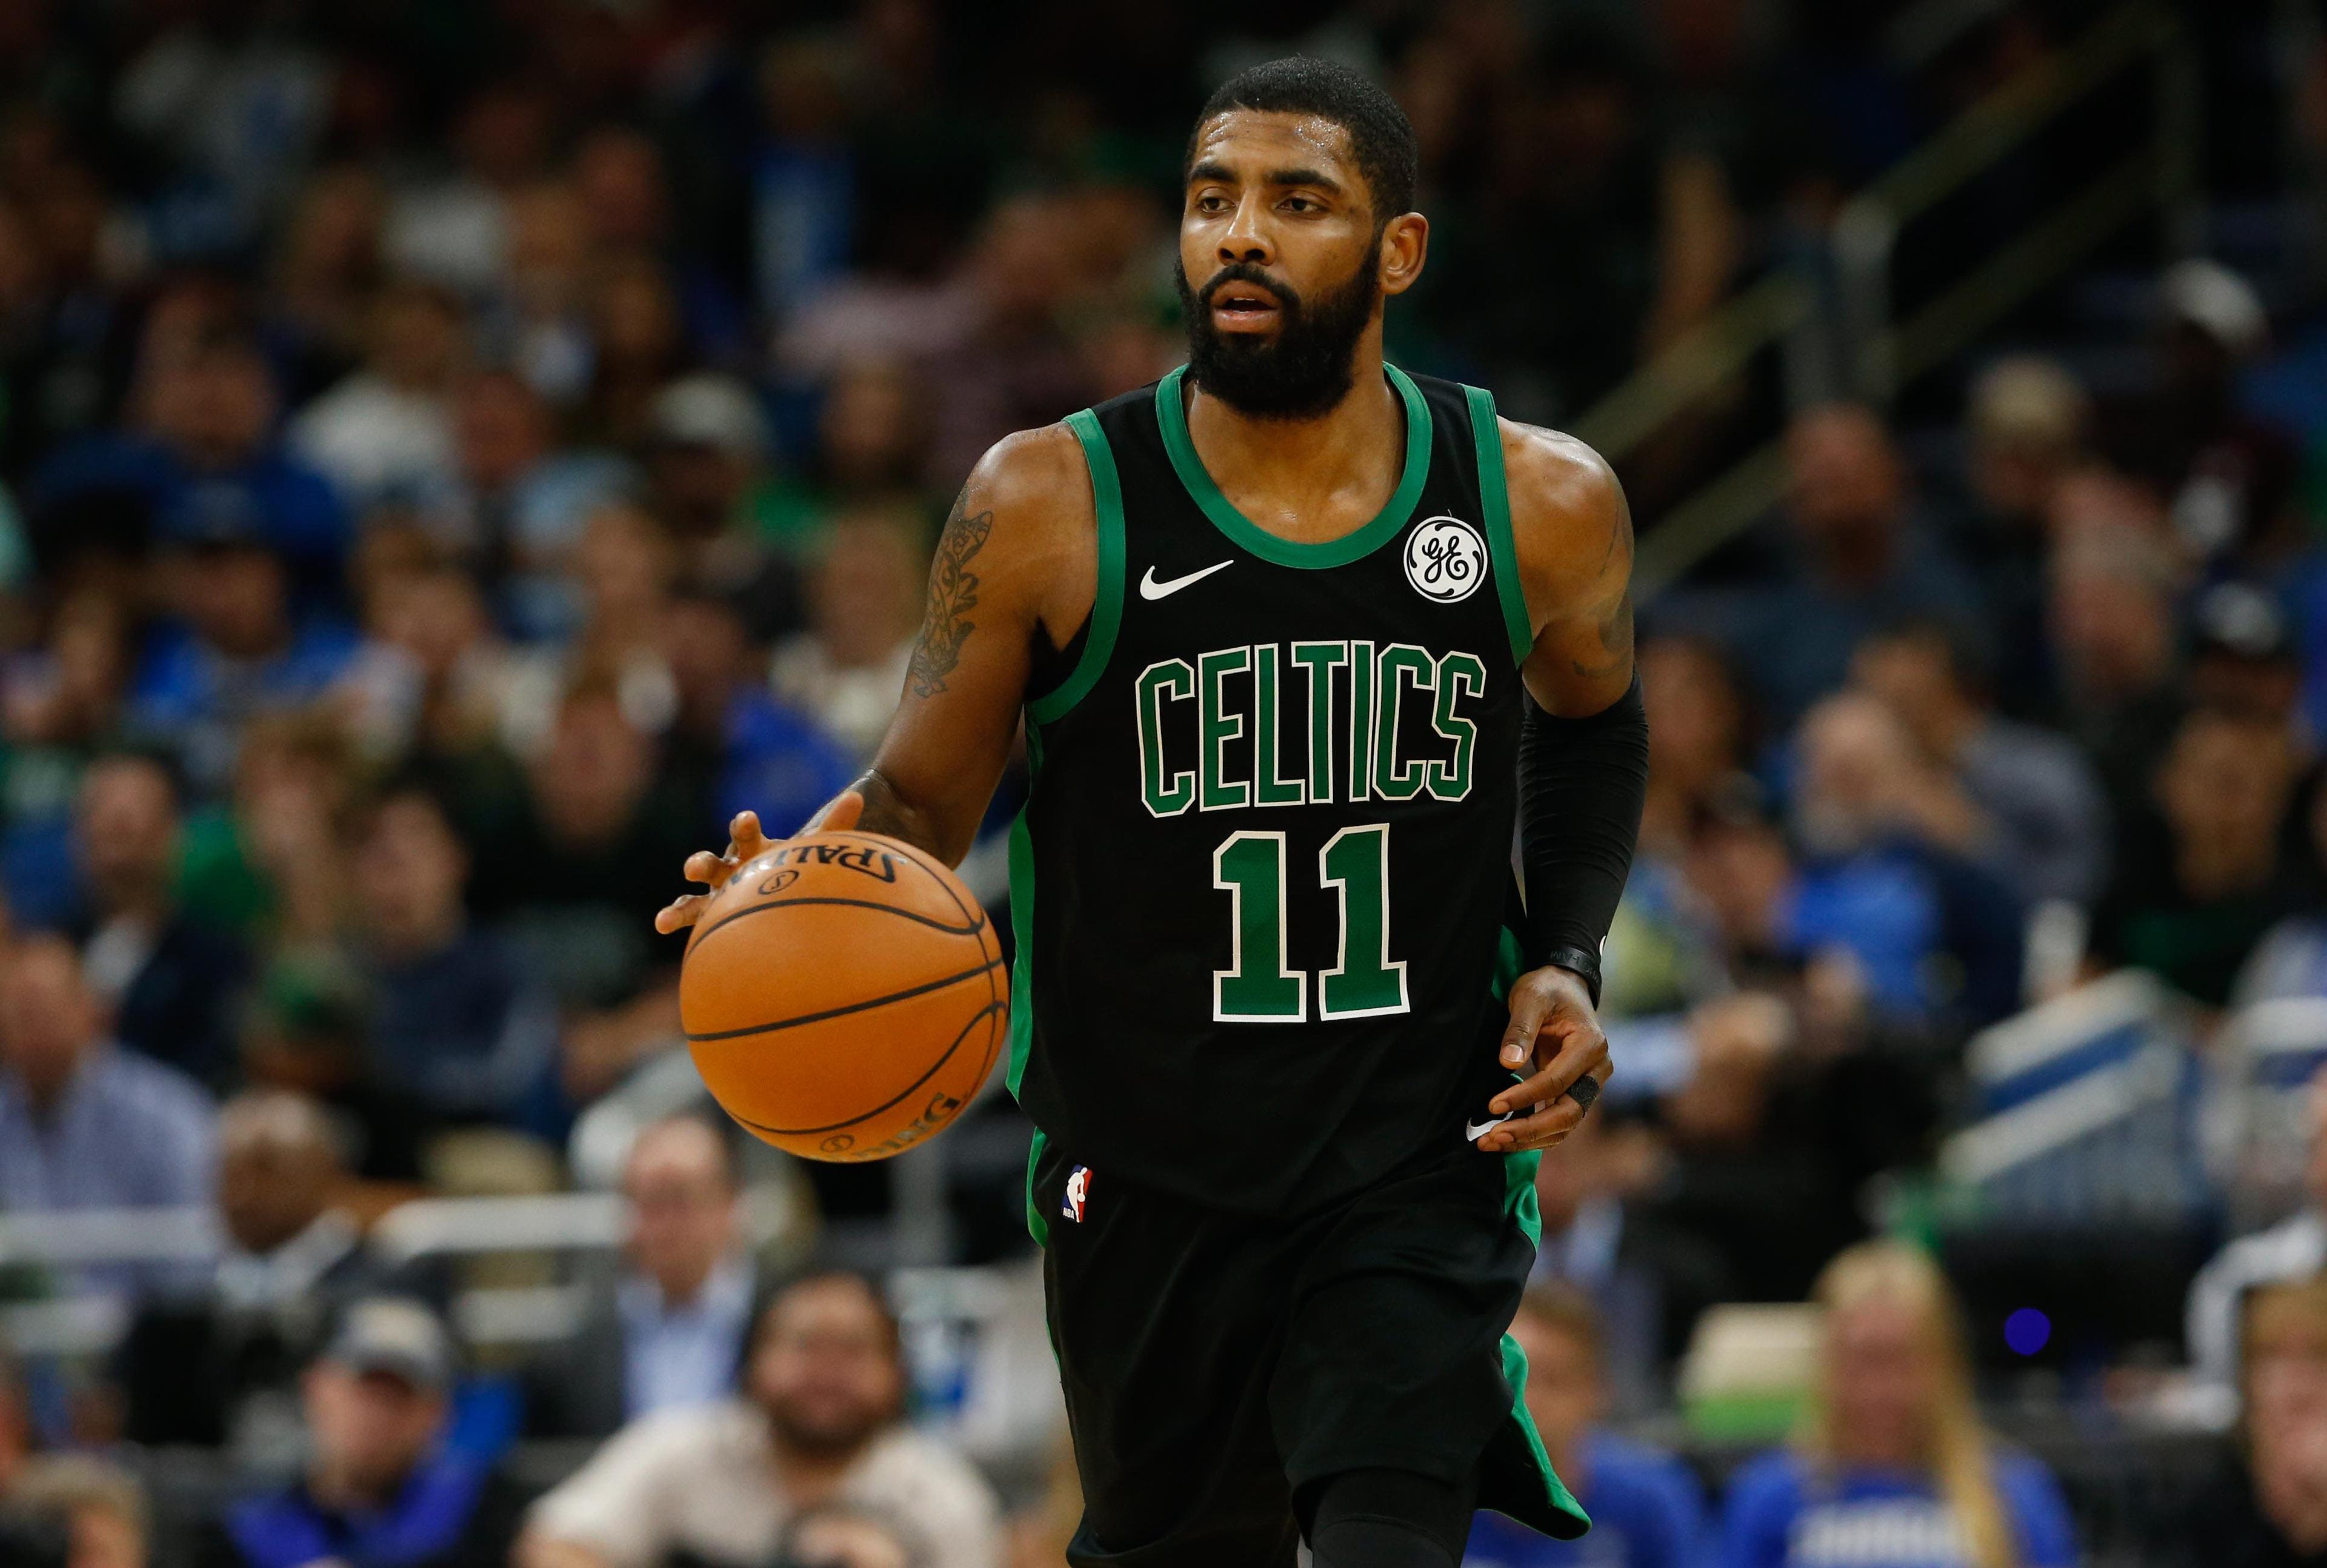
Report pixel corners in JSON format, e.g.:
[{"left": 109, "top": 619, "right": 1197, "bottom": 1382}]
[{"left": 1027, "top": 1134, "right": 1588, "bottom": 1567}]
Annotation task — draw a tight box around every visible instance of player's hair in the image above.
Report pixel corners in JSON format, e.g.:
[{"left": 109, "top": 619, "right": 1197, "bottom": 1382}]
[
  {"left": 1802, "top": 1242, "right": 2017, "bottom": 1568},
  {"left": 1191, "top": 57, "right": 1417, "bottom": 225}
]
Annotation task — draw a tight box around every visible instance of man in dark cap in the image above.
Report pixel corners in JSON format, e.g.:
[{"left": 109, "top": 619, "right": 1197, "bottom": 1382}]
[{"left": 193, "top": 1297, "right": 531, "bottom": 1568}]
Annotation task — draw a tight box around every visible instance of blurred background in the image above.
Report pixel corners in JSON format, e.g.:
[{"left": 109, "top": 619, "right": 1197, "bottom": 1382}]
[{"left": 0, "top": 1, "right": 2323, "bottom": 1566}]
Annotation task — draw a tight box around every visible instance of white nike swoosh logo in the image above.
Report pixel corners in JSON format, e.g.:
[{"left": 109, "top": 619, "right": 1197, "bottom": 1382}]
[
  {"left": 1465, "top": 1112, "right": 1514, "bottom": 1141},
  {"left": 1139, "top": 560, "right": 1234, "bottom": 600}
]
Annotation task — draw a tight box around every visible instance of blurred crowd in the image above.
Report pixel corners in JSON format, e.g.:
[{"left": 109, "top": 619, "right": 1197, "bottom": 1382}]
[{"left": 4, "top": 0, "right": 2327, "bottom": 1564}]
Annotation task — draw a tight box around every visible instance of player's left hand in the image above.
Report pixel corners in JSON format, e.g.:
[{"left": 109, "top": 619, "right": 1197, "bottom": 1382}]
[{"left": 1477, "top": 965, "right": 1610, "bottom": 1153}]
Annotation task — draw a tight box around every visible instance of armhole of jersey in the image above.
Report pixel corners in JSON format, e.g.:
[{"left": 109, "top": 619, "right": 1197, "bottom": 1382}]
[
  {"left": 1464, "top": 384, "right": 1534, "bottom": 669},
  {"left": 1027, "top": 410, "right": 1125, "bottom": 727}
]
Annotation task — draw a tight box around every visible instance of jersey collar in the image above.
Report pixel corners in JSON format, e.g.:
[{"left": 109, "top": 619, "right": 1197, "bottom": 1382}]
[{"left": 1154, "top": 362, "right": 1433, "bottom": 570}]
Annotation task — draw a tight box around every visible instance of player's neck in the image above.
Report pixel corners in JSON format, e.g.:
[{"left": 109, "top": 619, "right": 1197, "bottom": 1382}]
[{"left": 1182, "top": 347, "right": 1405, "bottom": 543}]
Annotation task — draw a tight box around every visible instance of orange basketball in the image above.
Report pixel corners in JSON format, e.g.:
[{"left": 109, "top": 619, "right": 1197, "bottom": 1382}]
[{"left": 681, "top": 831, "right": 1008, "bottom": 1162}]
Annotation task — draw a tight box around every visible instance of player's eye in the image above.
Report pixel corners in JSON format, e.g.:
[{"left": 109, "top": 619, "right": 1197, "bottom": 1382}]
[
  {"left": 1280, "top": 194, "right": 1321, "bottom": 213},
  {"left": 1193, "top": 192, "right": 1230, "bottom": 214}
]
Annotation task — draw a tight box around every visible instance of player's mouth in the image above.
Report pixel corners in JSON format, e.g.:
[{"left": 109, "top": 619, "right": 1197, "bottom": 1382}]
[{"left": 1208, "top": 282, "right": 1285, "bottom": 333}]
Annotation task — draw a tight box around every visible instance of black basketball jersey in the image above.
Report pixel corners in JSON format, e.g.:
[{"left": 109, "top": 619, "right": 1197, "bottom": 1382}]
[{"left": 1008, "top": 364, "right": 1534, "bottom": 1217}]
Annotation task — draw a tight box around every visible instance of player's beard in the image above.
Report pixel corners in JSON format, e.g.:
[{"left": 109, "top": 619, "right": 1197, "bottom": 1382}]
[{"left": 1176, "top": 251, "right": 1381, "bottom": 420}]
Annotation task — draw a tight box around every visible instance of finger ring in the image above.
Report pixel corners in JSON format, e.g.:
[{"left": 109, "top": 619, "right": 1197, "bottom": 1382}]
[{"left": 1565, "top": 1077, "right": 1600, "bottom": 1112}]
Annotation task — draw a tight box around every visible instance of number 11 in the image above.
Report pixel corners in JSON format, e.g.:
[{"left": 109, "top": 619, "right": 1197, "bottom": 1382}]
[{"left": 1212, "top": 825, "right": 1409, "bottom": 1023}]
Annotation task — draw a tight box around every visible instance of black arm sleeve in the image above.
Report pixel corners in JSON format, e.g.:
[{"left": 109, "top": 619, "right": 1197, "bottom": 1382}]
[{"left": 1517, "top": 675, "right": 1650, "bottom": 1003}]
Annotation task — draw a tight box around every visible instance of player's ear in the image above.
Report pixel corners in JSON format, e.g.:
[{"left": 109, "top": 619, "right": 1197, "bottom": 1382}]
[{"left": 1377, "top": 211, "right": 1428, "bottom": 297}]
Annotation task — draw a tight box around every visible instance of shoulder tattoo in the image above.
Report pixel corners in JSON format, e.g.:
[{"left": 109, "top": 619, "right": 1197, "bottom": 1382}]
[{"left": 908, "top": 493, "right": 994, "bottom": 698}]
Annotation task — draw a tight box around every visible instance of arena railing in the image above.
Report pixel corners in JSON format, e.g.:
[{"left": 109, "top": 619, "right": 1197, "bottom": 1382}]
[
  {"left": 1569, "top": 0, "right": 2200, "bottom": 596},
  {"left": 0, "top": 1186, "right": 798, "bottom": 1358}
]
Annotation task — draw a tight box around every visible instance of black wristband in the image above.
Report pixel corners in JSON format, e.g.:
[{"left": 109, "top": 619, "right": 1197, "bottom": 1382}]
[
  {"left": 1534, "top": 945, "right": 1604, "bottom": 1009},
  {"left": 1519, "top": 679, "right": 1648, "bottom": 994}
]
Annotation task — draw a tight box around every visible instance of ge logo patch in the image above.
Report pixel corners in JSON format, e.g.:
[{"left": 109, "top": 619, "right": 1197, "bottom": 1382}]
[{"left": 1404, "top": 516, "right": 1486, "bottom": 603}]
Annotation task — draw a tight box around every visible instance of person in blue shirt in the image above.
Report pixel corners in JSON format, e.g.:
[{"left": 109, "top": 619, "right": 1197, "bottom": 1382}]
[
  {"left": 192, "top": 1297, "right": 528, "bottom": 1568},
  {"left": 351, "top": 780, "right": 561, "bottom": 1136},
  {"left": 28, "top": 331, "right": 348, "bottom": 603},
  {"left": 1465, "top": 1285, "right": 1708, "bottom": 1568},
  {"left": 126, "top": 507, "right": 359, "bottom": 796},
  {"left": 1717, "top": 1241, "right": 2077, "bottom": 1568}
]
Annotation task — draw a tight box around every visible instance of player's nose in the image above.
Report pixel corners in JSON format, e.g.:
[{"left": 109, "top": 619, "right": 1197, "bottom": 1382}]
[{"left": 1217, "top": 192, "right": 1273, "bottom": 265}]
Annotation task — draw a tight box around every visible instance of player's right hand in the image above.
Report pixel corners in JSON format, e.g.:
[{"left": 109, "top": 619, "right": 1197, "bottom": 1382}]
[{"left": 652, "top": 792, "right": 865, "bottom": 935}]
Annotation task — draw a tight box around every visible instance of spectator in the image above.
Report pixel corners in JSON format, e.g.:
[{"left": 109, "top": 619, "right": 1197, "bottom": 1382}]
[
  {"left": 522, "top": 1116, "right": 769, "bottom": 1439},
  {"left": 178, "top": 713, "right": 361, "bottom": 948},
  {"left": 916, "top": 194, "right": 1105, "bottom": 488},
  {"left": 0, "top": 932, "right": 215, "bottom": 1298},
  {"left": 2046, "top": 517, "right": 2186, "bottom": 825},
  {"left": 432, "top": 370, "right": 631, "bottom": 636},
  {"left": 1463, "top": 1286, "right": 1708, "bottom": 1568},
  {"left": 2105, "top": 259, "right": 2298, "bottom": 573},
  {"left": 193, "top": 1297, "right": 530, "bottom": 1568},
  {"left": 2190, "top": 1069, "right": 2327, "bottom": 1401},
  {"left": 1637, "top": 988, "right": 1936, "bottom": 1307},
  {"left": 71, "top": 751, "right": 250, "bottom": 1085},
  {"left": 518, "top": 1271, "right": 1002, "bottom": 1568},
  {"left": 1729, "top": 405, "right": 1985, "bottom": 724},
  {"left": 1785, "top": 693, "right": 2025, "bottom": 1026},
  {"left": 1957, "top": 356, "right": 2090, "bottom": 704},
  {"left": 642, "top": 375, "right": 805, "bottom": 640},
  {"left": 236, "top": 951, "right": 427, "bottom": 1184},
  {"left": 752, "top": 359, "right": 933, "bottom": 557},
  {"left": 1718, "top": 1241, "right": 2076, "bottom": 1568},
  {"left": 126, "top": 517, "right": 359, "bottom": 796},
  {"left": 266, "top": 167, "right": 388, "bottom": 406},
  {"left": 769, "top": 509, "right": 927, "bottom": 763},
  {"left": 470, "top": 685, "right": 696, "bottom": 1100},
  {"left": 351, "top": 780, "right": 559, "bottom": 1131},
  {"left": 2091, "top": 706, "right": 2300, "bottom": 1007},
  {"left": 664, "top": 588, "right": 854, "bottom": 837},
  {"left": 1605, "top": 636, "right": 1740, "bottom": 1022},
  {"left": 487, "top": 181, "right": 596, "bottom": 409},
  {"left": 337, "top": 560, "right": 521, "bottom": 770},
  {"left": 289, "top": 280, "right": 467, "bottom": 512},
  {"left": 1530, "top": 1111, "right": 1728, "bottom": 1414},
  {"left": 1416, "top": 16, "right": 1739, "bottom": 428},
  {"left": 388, "top": 82, "right": 554, "bottom": 298},
  {"left": 1851, "top": 620, "right": 2110, "bottom": 908},
  {"left": 578, "top": 256, "right": 685, "bottom": 451},
  {"left": 2169, "top": 1274, "right": 2327, "bottom": 1567},
  {"left": 2, "top": 1455, "right": 148, "bottom": 1568},
  {"left": 119, "top": 1089, "right": 376, "bottom": 1453},
  {"left": 28, "top": 328, "right": 347, "bottom": 597}
]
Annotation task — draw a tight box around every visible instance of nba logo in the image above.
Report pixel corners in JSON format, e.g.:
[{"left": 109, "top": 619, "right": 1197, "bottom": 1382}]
[{"left": 1063, "top": 1165, "right": 1092, "bottom": 1222}]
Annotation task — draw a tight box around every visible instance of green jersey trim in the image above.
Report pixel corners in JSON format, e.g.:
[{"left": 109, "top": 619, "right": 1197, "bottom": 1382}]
[
  {"left": 1464, "top": 384, "right": 1534, "bottom": 668},
  {"left": 1153, "top": 364, "right": 1433, "bottom": 569},
  {"left": 1029, "top": 410, "right": 1127, "bottom": 725},
  {"left": 1006, "top": 725, "right": 1045, "bottom": 1105},
  {"left": 1024, "top": 1126, "right": 1050, "bottom": 1248},
  {"left": 1487, "top": 918, "right": 1588, "bottom": 1534}
]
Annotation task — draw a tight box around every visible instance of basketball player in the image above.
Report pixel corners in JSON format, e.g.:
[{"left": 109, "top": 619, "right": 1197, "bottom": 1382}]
[{"left": 657, "top": 58, "right": 1648, "bottom": 1568}]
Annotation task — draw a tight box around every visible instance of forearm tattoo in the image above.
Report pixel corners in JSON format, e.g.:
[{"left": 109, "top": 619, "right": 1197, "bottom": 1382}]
[{"left": 908, "top": 490, "right": 993, "bottom": 698}]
